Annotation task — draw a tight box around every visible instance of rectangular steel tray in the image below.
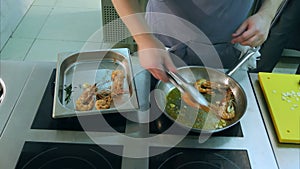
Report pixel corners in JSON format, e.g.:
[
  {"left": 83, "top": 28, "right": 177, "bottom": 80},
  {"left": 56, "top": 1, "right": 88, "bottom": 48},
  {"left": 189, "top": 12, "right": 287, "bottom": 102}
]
[{"left": 53, "top": 49, "right": 139, "bottom": 118}]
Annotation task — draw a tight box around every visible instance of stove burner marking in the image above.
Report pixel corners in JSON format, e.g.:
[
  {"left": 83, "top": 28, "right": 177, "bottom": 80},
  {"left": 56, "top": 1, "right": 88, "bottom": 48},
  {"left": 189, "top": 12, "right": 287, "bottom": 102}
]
[
  {"left": 89, "top": 148, "right": 114, "bottom": 169},
  {"left": 38, "top": 156, "right": 97, "bottom": 169},
  {"left": 157, "top": 152, "right": 183, "bottom": 169},
  {"left": 21, "top": 147, "right": 58, "bottom": 169},
  {"left": 176, "top": 161, "right": 220, "bottom": 169},
  {"left": 213, "top": 153, "right": 241, "bottom": 169},
  {"left": 157, "top": 151, "right": 221, "bottom": 169},
  {"left": 19, "top": 146, "right": 114, "bottom": 169}
]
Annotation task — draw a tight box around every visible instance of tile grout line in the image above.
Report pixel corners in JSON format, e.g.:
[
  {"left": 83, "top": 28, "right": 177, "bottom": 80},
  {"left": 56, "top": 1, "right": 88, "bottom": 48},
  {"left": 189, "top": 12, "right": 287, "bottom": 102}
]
[
  {"left": 1, "top": 0, "right": 57, "bottom": 60},
  {"left": 23, "top": 4, "right": 56, "bottom": 61},
  {"left": 23, "top": 0, "right": 103, "bottom": 61},
  {"left": 0, "top": 2, "right": 36, "bottom": 53}
]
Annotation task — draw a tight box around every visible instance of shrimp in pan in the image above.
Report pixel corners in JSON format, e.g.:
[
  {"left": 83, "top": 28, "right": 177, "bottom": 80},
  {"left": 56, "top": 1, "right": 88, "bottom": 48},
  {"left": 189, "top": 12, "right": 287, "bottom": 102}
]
[{"left": 209, "top": 88, "right": 236, "bottom": 120}]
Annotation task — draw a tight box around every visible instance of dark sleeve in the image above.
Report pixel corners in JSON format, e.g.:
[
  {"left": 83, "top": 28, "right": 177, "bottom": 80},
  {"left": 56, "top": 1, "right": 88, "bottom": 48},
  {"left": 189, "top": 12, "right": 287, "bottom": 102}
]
[{"left": 256, "top": 0, "right": 300, "bottom": 72}]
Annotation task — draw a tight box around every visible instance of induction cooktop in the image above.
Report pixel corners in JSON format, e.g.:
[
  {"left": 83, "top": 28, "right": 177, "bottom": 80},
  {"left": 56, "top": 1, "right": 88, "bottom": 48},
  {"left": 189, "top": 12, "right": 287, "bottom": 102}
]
[
  {"left": 31, "top": 70, "right": 127, "bottom": 133},
  {"left": 15, "top": 141, "right": 123, "bottom": 169},
  {"left": 32, "top": 69, "right": 244, "bottom": 137},
  {"left": 149, "top": 146, "right": 251, "bottom": 169},
  {"left": 0, "top": 59, "right": 279, "bottom": 169}
]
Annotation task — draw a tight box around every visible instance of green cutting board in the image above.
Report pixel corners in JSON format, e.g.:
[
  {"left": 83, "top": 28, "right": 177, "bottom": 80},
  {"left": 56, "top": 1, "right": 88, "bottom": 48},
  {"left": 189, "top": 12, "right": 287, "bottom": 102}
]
[{"left": 258, "top": 72, "right": 300, "bottom": 144}]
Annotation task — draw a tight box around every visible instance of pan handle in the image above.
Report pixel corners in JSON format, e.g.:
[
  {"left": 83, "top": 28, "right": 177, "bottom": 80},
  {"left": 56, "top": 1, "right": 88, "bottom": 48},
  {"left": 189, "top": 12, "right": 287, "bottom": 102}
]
[{"left": 226, "top": 46, "right": 260, "bottom": 76}]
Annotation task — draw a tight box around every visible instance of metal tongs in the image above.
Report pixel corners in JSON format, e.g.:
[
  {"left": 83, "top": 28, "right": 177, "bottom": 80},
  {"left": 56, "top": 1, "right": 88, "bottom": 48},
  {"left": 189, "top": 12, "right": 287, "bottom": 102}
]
[{"left": 164, "top": 66, "right": 209, "bottom": 109}]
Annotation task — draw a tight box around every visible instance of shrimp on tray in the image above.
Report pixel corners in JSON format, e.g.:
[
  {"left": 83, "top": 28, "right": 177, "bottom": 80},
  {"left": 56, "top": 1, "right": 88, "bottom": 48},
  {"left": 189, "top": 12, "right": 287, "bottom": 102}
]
[
  {"left": 95, "top": 90, "right": 112, "bottom": 110},
  {"left": 74, "top": 69, "right": 126, "bottom": 111},
  {"left": 111, "top": 70, "right": 125, "bottom": 96},
  {"left": 75, "top": 84, "right": 97, "bottom": 111}
]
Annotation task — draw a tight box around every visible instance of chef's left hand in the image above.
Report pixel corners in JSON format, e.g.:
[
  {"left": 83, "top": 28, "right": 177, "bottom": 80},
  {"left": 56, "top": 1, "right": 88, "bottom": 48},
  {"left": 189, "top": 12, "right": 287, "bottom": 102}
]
[{"left": 231, "top": 13, "right": 272, "bottom": 47}]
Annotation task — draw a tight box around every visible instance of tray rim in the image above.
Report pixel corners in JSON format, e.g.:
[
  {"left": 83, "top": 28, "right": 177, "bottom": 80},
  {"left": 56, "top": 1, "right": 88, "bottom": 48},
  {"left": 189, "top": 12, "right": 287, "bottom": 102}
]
[{"left": 52, "top": 48, "right": 139, "bottom": 118}]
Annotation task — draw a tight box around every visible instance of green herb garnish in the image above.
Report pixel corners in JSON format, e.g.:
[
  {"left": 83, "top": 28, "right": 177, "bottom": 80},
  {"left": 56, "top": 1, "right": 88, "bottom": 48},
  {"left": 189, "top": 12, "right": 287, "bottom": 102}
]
[{"left": 64, "top": 84, "right": 72, "bottom": 104}]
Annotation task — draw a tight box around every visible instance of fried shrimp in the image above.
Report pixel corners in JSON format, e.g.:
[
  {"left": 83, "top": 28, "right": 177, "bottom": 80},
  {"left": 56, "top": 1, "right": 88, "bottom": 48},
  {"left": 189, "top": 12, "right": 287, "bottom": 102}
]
[
  {"left": 209, "top": 88, "right": 236, "bottom": 120},
  {"left": 75, "top": 84, "right": 97, "bottom": 111},
  {"left": 95, "top": 99, "right": 110, "bottom": 109},
  {"left": 193, "top": 79, "right": 236, "bottom": 120},
  {"left": 95, "top": 90, "right": 112, "bottom": 110},
  {"left": 111, "top": 70, "right": 125, "bottom": 96},
  {"left": 194, "top": 79, "right": 229, "bottom": 95},
  {"left": 74, "top": 69, "right": 126, "bottom": 111}
]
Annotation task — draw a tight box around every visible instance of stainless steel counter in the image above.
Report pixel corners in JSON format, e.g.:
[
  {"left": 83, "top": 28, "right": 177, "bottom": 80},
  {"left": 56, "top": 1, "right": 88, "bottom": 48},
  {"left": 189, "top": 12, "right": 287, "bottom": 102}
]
[
  {"left": 0, "top": 57, "right": 279, "bottom": 169},
  {"left": 249, "top": 73, "right": 300, "bottom": 169},
  {"left": 0, "top": 61, "right": 36, "bottom": 137}
]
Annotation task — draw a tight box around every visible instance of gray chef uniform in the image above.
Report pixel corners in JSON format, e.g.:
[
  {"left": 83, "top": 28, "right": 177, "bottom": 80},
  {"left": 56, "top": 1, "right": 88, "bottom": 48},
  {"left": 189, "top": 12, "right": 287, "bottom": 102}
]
[{"left": 145, "top": 0, "right": 254, "bottom": 69}]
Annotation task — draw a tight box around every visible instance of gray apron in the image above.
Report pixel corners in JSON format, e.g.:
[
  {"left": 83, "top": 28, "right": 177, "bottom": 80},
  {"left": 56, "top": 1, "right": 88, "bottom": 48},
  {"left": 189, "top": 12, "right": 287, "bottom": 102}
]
[{"left": 145, "top": 0, "right": 254, "bottom": 69}]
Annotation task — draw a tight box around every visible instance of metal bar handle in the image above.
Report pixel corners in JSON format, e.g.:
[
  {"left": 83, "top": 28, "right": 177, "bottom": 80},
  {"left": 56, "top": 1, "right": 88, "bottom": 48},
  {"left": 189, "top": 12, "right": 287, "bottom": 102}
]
[{"left": 226, "top": 47, "right": 260, "bottom": 76}]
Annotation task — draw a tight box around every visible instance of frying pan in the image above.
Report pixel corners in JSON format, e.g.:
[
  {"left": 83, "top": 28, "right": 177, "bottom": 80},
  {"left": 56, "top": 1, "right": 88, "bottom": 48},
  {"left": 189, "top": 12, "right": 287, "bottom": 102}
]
[
  {"left": 154, "top": 47, "right": 259, "bottom": 133},
  {"left": 155, "top": 66, "right": 247, "bottom": 133}
]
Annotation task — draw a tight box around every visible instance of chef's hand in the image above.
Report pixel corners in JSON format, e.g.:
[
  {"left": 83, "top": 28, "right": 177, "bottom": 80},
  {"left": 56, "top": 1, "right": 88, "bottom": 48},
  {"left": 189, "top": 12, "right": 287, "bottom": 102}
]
[
  {"left": 231, "top": 13, "right": 273, "bottom": 47},
  {"left": 136, "top": 34, "right": 177, "bottom": 82}
]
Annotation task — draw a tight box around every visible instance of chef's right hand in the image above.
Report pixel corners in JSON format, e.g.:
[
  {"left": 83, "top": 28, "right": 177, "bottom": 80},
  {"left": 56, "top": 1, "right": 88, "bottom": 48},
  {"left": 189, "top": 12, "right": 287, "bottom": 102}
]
[{"left": 135, "top": 34, "right": 177, "bottom": 82}]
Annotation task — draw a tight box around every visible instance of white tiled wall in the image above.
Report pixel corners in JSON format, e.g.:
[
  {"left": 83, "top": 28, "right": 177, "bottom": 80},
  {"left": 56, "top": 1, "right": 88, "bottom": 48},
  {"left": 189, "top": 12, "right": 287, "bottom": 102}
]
[{"left": 0, "top": 0, "right": 34, "bottom": 50}]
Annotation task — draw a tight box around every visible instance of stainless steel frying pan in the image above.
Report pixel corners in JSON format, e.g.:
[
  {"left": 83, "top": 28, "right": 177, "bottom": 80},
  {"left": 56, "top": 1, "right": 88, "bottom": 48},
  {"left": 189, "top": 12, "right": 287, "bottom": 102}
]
[
  {"left": 154, "top": 45, "right": 258, "bottom": 133},
  {"left": 155, "top": 66, "right": 247, "bottom": 133}
]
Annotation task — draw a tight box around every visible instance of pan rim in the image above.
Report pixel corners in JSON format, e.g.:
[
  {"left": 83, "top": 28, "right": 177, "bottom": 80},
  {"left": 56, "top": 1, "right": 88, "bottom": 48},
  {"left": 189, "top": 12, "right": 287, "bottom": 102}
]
[{"left": 155, "top": 66, "right": 248, "bottom": 133}]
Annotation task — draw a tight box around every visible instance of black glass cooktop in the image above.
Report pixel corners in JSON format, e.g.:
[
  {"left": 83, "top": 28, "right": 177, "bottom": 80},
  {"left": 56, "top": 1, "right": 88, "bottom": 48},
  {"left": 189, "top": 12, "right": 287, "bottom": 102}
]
[
  {"left": 31, "top": 70, "right": 127, "bottom": 133},
  {"left": 15, "top": 141, "right": 122, "bottom": 169},
  {"left": 33, "top": 69, "right": 243, "bottom": 137},
  {"left": 149, "top": 146, "right": 251, "bottom": 169}
]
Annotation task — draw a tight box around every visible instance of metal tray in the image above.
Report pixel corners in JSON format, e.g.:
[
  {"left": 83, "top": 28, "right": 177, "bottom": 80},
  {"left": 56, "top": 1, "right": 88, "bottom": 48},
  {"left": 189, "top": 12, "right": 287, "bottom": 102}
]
[{"left": 53, "top": 49, "right": 139, "bottom": 118}]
